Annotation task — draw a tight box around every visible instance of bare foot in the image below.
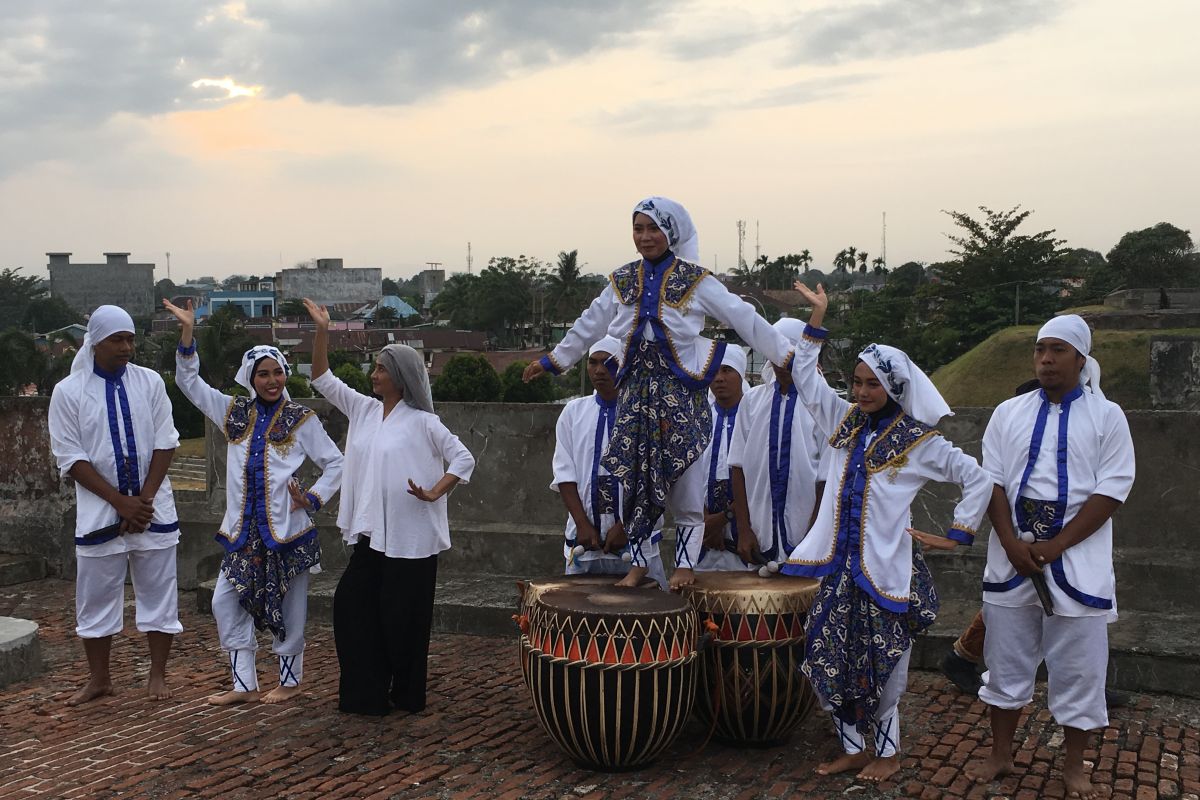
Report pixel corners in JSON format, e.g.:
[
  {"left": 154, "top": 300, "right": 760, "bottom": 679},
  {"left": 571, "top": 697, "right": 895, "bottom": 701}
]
[
  {"left": 616, "top": 566, "right": 649, "bottom": 588},
  {"left": 67, "top": 677, "right": 113, "bottom": 706},
  {"left": 1064, "top": 761, "right": 1100, "bottom": 799},
  {"left": 967, "top": 752, "right": 1014, "bottom": 784},
  {"left": 668, "top": 568, "right": 696, "bottom": 590},
  {"left": 147, "top": 674, "right": 172, "bottom": 701},
  {"left": 262, "top": 685, "right": 302, "bottom": 704},
  {"left": 858, "top": 755, "right": 901, "bottom": 783},
  {"left": 206, "top": 690, "right": 259, "bottom": 705},
  {"left": 815, "top": 751, "right": 872, "bottom": 776}
]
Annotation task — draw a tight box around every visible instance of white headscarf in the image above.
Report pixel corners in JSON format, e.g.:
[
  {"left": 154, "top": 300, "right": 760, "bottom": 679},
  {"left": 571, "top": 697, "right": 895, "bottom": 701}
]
[
  {"left": 236, "top": 345, "right": 291, "bottom": 401},
  {"left": 761, "top": 317, "right": 806, "bottom": 385},
  {"left": 718, "top": 344, "right": 752, "bottom": 395},
  {"left": 1037, "top": 314, "right": 1105, "bottom": 400},
  {"left": 632, "top": 196, "right": 700, "bottom": 263},
  {"left": 857, "top": 343, "right": 952, "bottom": 426},
  {"left": 378, "top": 344, "right": 434, "bottom": 414},
  {"left": 71, "top": 305, "right": 135, "bottom": 374},
  {"left": 590, "top": 335, "right": 623, "bottom": 361}
]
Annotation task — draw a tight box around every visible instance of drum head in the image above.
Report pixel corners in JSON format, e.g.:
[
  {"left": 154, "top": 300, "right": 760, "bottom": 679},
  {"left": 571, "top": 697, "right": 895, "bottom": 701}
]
[
  {"left": 688, "top": 571, "right": 819, "bottom": 594},
  {"left": 538, "top": 586, "right": 688, "bottom": 618}
]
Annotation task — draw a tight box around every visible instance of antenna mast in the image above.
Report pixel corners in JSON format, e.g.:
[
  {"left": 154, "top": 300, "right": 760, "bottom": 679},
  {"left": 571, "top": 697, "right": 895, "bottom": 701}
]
[{"left": 736, "top": 220, "right": 746, "bottom": 269}]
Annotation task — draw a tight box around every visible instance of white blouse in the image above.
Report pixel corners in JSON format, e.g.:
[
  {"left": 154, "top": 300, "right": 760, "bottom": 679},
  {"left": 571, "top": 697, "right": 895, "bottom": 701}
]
[
  {"left": 49, "top": 364, "right": 181, "bottom": 557},
  {"left": 175, "top": 348, "right": 343, "bottom": 549},
  {"left": 312, "top": 371, "right": 475, "bottom": 559}
]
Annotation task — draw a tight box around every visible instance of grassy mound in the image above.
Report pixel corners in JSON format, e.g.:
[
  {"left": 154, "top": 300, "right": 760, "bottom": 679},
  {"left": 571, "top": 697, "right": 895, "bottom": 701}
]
[{"left": 932, "top": 326, "right": 1200, "bottom": 408}]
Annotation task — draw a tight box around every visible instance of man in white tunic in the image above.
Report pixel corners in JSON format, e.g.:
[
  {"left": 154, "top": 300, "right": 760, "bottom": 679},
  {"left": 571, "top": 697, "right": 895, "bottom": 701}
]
[
  {"left": 48, "top": 305, "right": 182, "bottom": 705},
  {"left": 728, "top": 320, "right": 825, "bottom": 570},
  {"left": 692, "top": 345, "right": 753, "bottom": 573},
  {"left": 969, "top": 315, "right": 1135, "bottom": 800},
  {"left": 551, "top": 336, "right": 667, "bottom": 588}
]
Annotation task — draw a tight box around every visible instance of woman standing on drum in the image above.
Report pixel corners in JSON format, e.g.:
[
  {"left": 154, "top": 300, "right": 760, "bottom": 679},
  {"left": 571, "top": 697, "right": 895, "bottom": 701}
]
[
  {"left": 523, "top": 197, "right": 795, "bottom": 590},
  {"left": 781, "top": 283, "right": 992, "bottom": 782},
  {"left": 304, "top": 299, "right": 475, "bottom": 716}
]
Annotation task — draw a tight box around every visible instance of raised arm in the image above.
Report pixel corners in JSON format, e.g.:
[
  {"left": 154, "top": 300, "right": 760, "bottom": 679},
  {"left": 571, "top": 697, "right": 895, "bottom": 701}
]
[
  {"left": 694, "top": 277, "right": 793, "bottom": 367},
  {"left": 303, "top": 298, "right": 331, "bottom": 380},
  {"left": 163, "top": 298, "right": 235, "bottom": 426},
  {"left": 786, "top": 283, "right": 852, "bottom": 437}
]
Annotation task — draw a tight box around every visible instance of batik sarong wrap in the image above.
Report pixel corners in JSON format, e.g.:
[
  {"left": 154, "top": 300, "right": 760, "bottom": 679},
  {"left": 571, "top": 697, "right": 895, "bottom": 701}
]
[
  {"left": 601, "top": 336, "right": 711, "bottom": 548},
  {"left": 221, "top": 517, "right": 320, "bottom": 642},
  {"left": 802, "top": 546, "right": 938, "bottom": 728}
]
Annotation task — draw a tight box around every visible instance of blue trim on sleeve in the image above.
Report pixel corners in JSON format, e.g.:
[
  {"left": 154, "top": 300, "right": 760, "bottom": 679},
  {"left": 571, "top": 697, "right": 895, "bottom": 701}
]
[
  {"left": 945, "top": 527, "right": 974, "bottom": 545},
  {"left": 803, "top": 323, "right": 828, "bottom": 341},
  {"left": 177, "top": 340, "right": 197, "bottom": 356},
  {"left": 303, "top": 492, "right": 321, "bottom": 512},
  {"left": 538, "top": 355, "right": 561, "bottom": 376}
]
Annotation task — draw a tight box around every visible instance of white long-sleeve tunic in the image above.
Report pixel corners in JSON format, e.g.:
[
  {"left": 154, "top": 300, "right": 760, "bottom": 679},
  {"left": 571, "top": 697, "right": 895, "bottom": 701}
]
[
  {"left": 49, "top": 363, "right": 181, "bottom": 557},
  {"left": 550, "top": 392, "right": 663, "bottom": 562},
  {"left": 312, "top": 370, "right": 475, "bottom": 559},
  {"left": 782, "top": 324, "right": 992, "bottom": 611},
  {"left": 727, "top": 382, "right": 825, "bottom": 561},
  {"left": 175, "top": 347, "right": 343, "bottom": 550},
  {"left": 538, "top": 257, "right": 795, "bottom": 384},
  {"left": 981, "top": 386, "right": 1135, "bottom": 619}
]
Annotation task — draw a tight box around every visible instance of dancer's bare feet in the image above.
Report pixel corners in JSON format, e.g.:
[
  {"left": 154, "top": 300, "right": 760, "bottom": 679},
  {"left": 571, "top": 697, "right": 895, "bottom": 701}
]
[
  {"left": 206, "top": 690, "right": 259, "bottom": 705},
  {"left": 967, "top": 751, "right": 1014, "bottom": 783},
  {"left": 815, "top": 751, "right": 872, "bottom": 776},
  {"left": 668, "top": 567, "right": 695, "bottom": 590},
  {"left": 262, "top": 685, "right": 302, "bottom": 704},
  {"left": 1064, "top": 761, "right": 1101, "bottom": 799},
  {"left": 147, "top": 673, "right": 172, "bottom": 701},
  {"left": 616, "top": 565, "right": 649, "bottom": 588},
  {"left": 858, "top": 755, "right": 901, "bottom": 783},
  {"left": 67, "top": 677, "right": 114, "bottom": 706}
]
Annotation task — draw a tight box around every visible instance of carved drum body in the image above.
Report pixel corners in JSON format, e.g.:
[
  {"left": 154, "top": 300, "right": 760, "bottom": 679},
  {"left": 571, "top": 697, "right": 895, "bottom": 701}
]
[{"left": 680, "top": 572, "right": 819, "bottom": 745}]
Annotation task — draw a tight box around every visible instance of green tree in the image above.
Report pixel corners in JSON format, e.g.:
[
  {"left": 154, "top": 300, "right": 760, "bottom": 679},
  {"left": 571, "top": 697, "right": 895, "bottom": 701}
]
[
  {"left": 155, "top": 278, "right": 178, "bottom": 304},
  {"left": 0, "top": 268, "right": 50, "bottom": 332},
  {"left": 382, "top": 277, "right": 401, "bottom": 296},
  {"left": 333, "top": 363, "right": 372, "bottom": 396},
  {"left": 197, "top": 305, "right": 256, "bottom": 390},
  {"left": 432, "top": 353, "right": 502, "bottom": 402},
  {"left": 162, "top": 372, "right": 206, "bottom": 438},
  {"left": 277, "top": 299, "right": 307, "bottom": 317},
  {"left": 544, "top": 249, "right": 594, "bottom": 322},
  {"left": 0, "top": 330, "right": 48, "bottom": 395},
  {"left": 327, "top": 350, "right": 362, "bottom": 374},
  {"left": 931, "top": 205, "right": 1068, "bottom": 357},
  {"left": 25, "top": 296, "right": 81, "bottom": 333},
  {"left": 431, "top": 273, "right": 481, "bottom": 328},
  {"left": 374, "top": 306, "right": 399, "bottom": 326},
  {"left": 500, "top": 361, "right": 557, "bottom": 402},
  {"left": 1106, "top": 222, "right": 1196, "bottom": 288},
  {"left": 286, "top": 373, "right": 314, "bottom": 398}
]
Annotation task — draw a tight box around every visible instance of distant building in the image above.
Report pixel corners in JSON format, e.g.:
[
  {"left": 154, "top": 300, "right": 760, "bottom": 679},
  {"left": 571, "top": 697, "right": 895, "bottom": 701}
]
[
  {"left": 415, "top": 268, "right": 446, "bottom": 308},
  {"left": 46, "top": 252, "right": 155, "bottom": 318},
  {"left": 205, "top": 289, "right": 276, "bottom": 318},
  {"left": 275, "top": 258, "right": 382, "bottom": 305}
]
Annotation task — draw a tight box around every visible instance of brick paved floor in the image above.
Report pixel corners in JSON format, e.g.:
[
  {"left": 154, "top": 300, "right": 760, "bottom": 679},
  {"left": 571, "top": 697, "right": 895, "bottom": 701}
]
[{"left": 1, "top": 579, "right": 1197, "bottom": 800}]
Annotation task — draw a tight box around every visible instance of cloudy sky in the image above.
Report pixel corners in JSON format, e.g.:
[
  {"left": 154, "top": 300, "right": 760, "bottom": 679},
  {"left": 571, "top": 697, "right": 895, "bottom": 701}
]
[{"left": 2, "top": 0, "right": 1198, "bottom": 282}]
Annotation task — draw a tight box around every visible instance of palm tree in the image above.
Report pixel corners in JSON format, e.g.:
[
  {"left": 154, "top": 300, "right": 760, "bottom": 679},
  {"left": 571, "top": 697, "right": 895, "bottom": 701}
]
[
  {"left": 857, "top": 251, "right": 869, "bottom": 274},
  {"left": 871, "top": 256, "right": 887, "bottom": 275},
  {"left": 833, "top": 249, "right": 850, "bottom": 275},
  {"left": 545, "top": 249, "right": 588, "bottom": 321},
  {"left": 799, "top": 249, "right": 813, "bottom": 271}
]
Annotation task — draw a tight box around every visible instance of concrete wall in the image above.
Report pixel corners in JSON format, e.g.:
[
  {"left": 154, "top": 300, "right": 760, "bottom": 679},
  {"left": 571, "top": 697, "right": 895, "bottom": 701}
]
[
  {"left": 3, "top": 397, "right": 1197, "bottom": 581},
  {"left": 276, "top": 262, "right": 382, "bottom": 305},
  {"left": 47, "top": 262, "right": 155, "bottom": 318},
  {"left": 1105, "top": 288, "right": 1200, "bottom": 311},
  {"left": 1151, "top": 335, "right": 1200, "bottom": 410}
]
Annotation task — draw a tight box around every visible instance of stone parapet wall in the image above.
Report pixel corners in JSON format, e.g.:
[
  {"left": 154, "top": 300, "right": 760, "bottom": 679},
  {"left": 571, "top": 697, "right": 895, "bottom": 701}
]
[{"left": 2, "top": 397, "right": 1197, "bottom": 577}]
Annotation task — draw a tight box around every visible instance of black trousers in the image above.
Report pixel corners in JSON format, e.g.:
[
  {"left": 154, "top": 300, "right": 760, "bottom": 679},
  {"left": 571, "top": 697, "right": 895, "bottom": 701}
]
[{"left": 334, "top": 537, "right": 438, "bottom": 715}]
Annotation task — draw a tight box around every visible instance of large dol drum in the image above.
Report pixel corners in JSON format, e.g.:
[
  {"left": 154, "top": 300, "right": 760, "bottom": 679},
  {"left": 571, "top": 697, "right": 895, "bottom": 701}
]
[
  {"left": 515, "top": 574, "right": 659, "bottom": 623},
  {"left": 518, "top": 585, "right": 699, "bottom": 770},
  {"left": 679, "top": 572, "right": 820, "bottom": 745}
]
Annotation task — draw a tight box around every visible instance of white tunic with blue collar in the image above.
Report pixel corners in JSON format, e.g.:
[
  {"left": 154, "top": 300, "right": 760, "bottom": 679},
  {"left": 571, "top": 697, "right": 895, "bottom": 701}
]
[
  {"left": 727, "top": 382, "right": 825, "bottom": 561},
  {"left": 538, "top": 255, "right": 795, "bottom": 385},
  {"left": 781, "top": 325, "right": 991, "bottom": 611},
  {"left": 49, "top": 363, "right": 182, "bottom": 557},
  {"left": 176, "top": 345, "right": 343, "bottom": 553},
  {"left": 981, "top": 386, "right": 1135, "bottom": 620}
]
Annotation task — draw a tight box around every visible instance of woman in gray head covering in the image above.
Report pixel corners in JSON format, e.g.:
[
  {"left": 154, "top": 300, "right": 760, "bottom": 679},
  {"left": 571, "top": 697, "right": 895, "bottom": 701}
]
[{"left": 303, "top": 299, "right": 475, "bottom": 716}]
